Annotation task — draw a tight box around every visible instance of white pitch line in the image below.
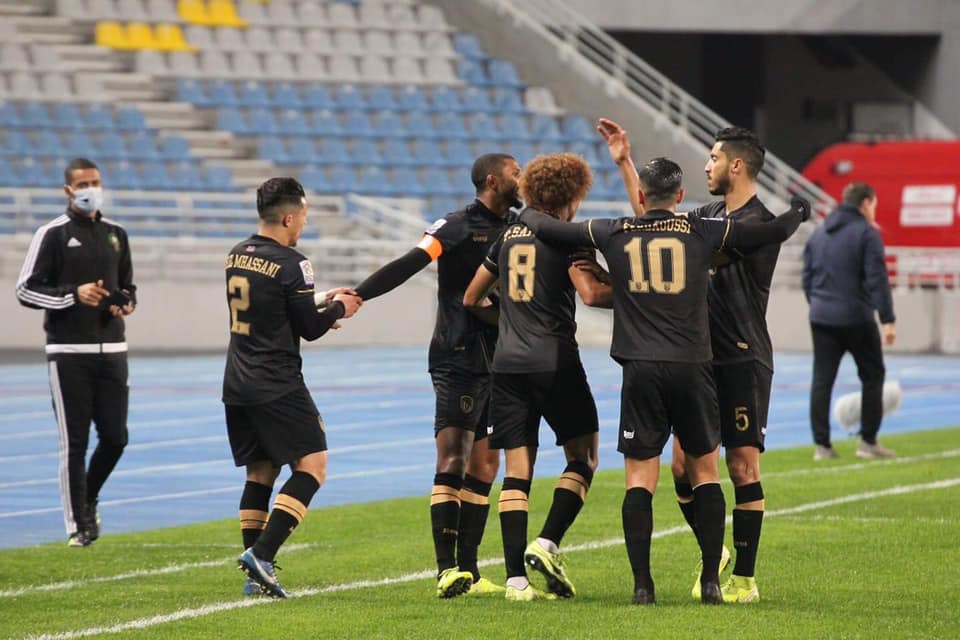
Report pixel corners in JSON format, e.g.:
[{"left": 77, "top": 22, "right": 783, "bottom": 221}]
[{"left": 12, "top": 476, "right": 960, "bottom": 640}]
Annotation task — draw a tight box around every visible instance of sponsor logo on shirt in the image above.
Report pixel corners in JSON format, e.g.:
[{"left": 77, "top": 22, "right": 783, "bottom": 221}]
[
  {"left": 299, "top": 259, "right": 315, "bottom": 286},
  {"left": 623, "top": 430, "right": 635, "bottom": 440}
]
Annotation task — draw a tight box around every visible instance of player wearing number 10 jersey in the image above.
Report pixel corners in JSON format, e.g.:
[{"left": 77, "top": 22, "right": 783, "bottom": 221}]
[
  {"left": 518, "top": 157, "right": 809, "bottom": 606},
  {"left": 222, "top": 177, "right": 362, "bottom": 598}
]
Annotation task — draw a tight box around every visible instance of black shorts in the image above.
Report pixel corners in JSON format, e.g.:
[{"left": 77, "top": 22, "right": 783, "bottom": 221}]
[
  {"left": 225, "top": 385, "right": 327, "bottom": 467},
  {"left": 618, "top": 360, "right": 720, "bottom": 460},
  {"left": 714, "top": 361, "right": 772, "bottom": 452},
  {"left": 488, "top": 362, "right": 599, "bottom": 450},
  {"left": 430, "top": 362, "right": 490, "bottom": 438}
]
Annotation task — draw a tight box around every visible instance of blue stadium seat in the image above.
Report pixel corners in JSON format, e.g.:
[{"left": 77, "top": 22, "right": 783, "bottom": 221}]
[
  {"left": 569, "top": 140, "right": 601, "bottom": 166},
  {"left": 311, "top": 110, "right": 342, "bottom": 136},
  {"left": 499, "top": 114, "right": 533, "bottom": 142},
  {"left": 437, "top": 111, "right": 469, "bottom": 140},
  {"left": 357, "top": 165, "right": 392, "bottom": 196},
  {"left": 84, "top": 104, "right": 115, "bottom": 130},
  {"left": 208, "top": 80, "right": 239, "bottom": 107},
  {"left": 204, "top": 165, "right": 234, "bottom": 191},
  {"left": 396, "top": 85, "right": 428, "bottom": 111},
  {"left": 176, "top": 79, "right": 208, "bottom": 106},
  {"left": 366, "top": 85, "right": 396, "bottom": 111},
  {"left": 127, "top": 130, "right": 161, "bottom": 159},
  {"left": 33, "top": 130, "right": 62, "bottom": 157},
  {"left": 63, "top": 131, "right": 96, "bottom": 158},
  {"left": 271, "top": 82, "right": 302, "bottom": 108},
  {"left": 382, "top": 139, "right": 413, "bottom": 166},
  {"left": 426, "top": 196, "right": 461, "bottom": 219},
  {"left": 456, "top": 59, "right": 487, "bottom": 86},
  {"left": 169, "top": 161, "right": 205, "bottom": 191},
  {"left": 465, "top": 112, "right": 504, "bottom": 142},
  {"left": 492, "top": 87, "right": 525, "bottom": 113},
  {"left": 116, "top": 108, "right": 147, "bottom": 131},
  {"left": 530, "top": 114, "right": 563, "bottom": 141},
  {"left": 1, "top": 130, "right": 29, "bottom": 155},
  {"left": 52, "top": 103, "right": 84, "bottom": 129},
  {"left": 421, "top": 167, "right": 460, "bottom": 197},
  {"left": 392, "top": 166, "right": 427, "bottom": 197},
  {"left": 461, "top": 87, "right": 493, "bottom": 113},
  {"left": 299, "top": 165, "right": 331, "bottom": 192},
  {"left": 405, "top": 111, "right": 436, "bottom": 139},
  {"left": 21, "top": 102, "right": 52, "bottom": 128},
  {"left": 258, "top": 137, "right": 290, "bottom": 163},
  {"left": 317, "top": 137, "right": 349, "bottom": 164},
  {"left": 277, "top": 109, "right": 310, "bottom": 135},
  {"left": 303, "top": 84, "right": 334, "bottom": 109},
  {"left": 139, "top": 160, "right": 173, "bottom": 190},
  {"left": 507, "top": 142, "right": 537, "bottom": 165},
  {"left": 371, "top": 110, "right": 405, "bottom": 138},
  {"left": 98, "top": 130, "right": 130, "bottom": 158},
  {"left": 342, "top": 111, "right": 374, "bottom": 138},
  {"left": 444, "top": 140, "right": 474, "bottom": 168},
  {"left": 411, "top": 139, "right": 444, "bottom": 167},
  {"left": 429, "top": 86, "right": 463, "bottom": 112},
  {"left": 350, "top": 138, "right": 383, "bottom": 165},
  {"left": 216, "top": 108, "right": 247, "bottom": 134},
  {"left": 561, "top": 114, "right": 596, "bottom": 142},
  {"left": 248, "top": 108, "right": 279, "bottom": 135},
  {"left": 333, "top": 84, "right": 366, "bottom": 111},
  {"left": 328, "top": 164, "right": 358, "bottom": 193},
  {"left": 0, "top": 103, "right": 21, "bottom": 128},
  {"left": 452, "top": 34, "right": 486, "bottom": 60},
  {"left": 17, "top": 158, "right": 52, "bottom": 187},
  {"left": 159, "top": 135, "right": 191, "bottom": 160},
  {"left": 287, "top": 137, "right": 319, "bottom": 164},
  {"left": 488, "top": 60, "right": 524, "bottom": 88},
  {"left": 237, "top": 81, "right": 270, "bottom": 108},
  {"left": 106, "top": 160, "right": 140, "bottom": 189}
]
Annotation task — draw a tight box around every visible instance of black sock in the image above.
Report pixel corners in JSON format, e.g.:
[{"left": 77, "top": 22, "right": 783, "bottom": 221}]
[
  {"left": 693, "top": 482, "right": 726, "bottom": 585},
  {"left": 457, "top": 474, "right": 492, "bottom": 580},
  {"left": 252, "top": 471, "right": 319, "bottom": 562},
  {"left": 499, "top": 477, "right": 531, "bottom": 579},
  {"left": 539, "top": 461, "right": 594, "bottom": 545},
  {"left": 732, "top": 482, "right": 764, "bottom": 577},
  {"left": 622, "top": 487, "right": 654, "bottom": 591},
  {"left": 431, "top": 472, "right": 463, "bottom": 574},
  {"left": 674, "top": 479, "right": 700, "bottom": 545},
  {"left": 239, "top": 480, "right": 273, "bottom": 550}
]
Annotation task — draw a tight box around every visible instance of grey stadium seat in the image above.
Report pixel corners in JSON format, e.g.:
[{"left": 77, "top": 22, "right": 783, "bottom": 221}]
[{"left": 305, "top": 29, "right": 334, "bottom": 54}]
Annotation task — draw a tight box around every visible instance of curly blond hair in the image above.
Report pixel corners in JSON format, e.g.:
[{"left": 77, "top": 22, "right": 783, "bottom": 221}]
[{"left": 519, "top": 153, "right": 593, "bottom": 215}]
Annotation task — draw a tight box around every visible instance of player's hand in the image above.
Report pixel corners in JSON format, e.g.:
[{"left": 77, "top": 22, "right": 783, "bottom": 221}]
[
  {"left": 109, "top": 300, "right": 135, "bottom": 318},
  {"left": 334, "top": 293, "right": 362, "bottom": 319},
  {"left": 882, "top": 322, "right": 896, "bottom": 346},
  {"left": 77, "top": 279, "right": 109, "bottom": 307},
  {"left": 316, "top": 286, "right": 358, "bottom": 308},
  {"left": 597, "top": 118, "right": 631, "bottom": 165},
  {"left": 572, "top": 258, "right": 612, "bottom": 285},
  {"left": 790, "top": 195, "right": 812, "bottom": 222}
]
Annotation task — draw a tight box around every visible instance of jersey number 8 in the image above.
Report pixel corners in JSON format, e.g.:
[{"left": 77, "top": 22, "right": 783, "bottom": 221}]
[{"left": 507, "top": 244, "right": 536, "bottom": 302}]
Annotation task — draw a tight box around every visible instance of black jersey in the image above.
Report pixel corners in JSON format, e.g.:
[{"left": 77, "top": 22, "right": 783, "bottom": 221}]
[
  {"left": 483, "top": 216, "right": 584, "bottom": 373},
  {"left": 690, "top": 196, "right": 779, "bottom": 371},
  {"left": 418, "top": 200, "right": 508, "bottom": 372},
  {"left": 519, "top": 207, "right": 801, "bottom": 363},
  {"left": 222, "top": 234, "right": 342, "bottom": 406}
]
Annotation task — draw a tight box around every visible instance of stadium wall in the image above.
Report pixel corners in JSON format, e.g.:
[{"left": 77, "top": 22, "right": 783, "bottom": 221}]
[{"left": 1, "top": 274, "right": 956, "bottom": 354}]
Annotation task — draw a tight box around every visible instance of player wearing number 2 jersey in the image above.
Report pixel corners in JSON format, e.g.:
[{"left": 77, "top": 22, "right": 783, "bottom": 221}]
[
  {"left": 518, "top": 157, "right": 809, "bottom": 606},
  {"left": 223, "top": 178, "right": 362, "bottom": 598}
]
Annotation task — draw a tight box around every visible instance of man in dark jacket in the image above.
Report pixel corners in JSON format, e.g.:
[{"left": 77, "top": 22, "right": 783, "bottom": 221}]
[
  {"left": 16, "top": 158, "right": 137, "bottom": 546},
  {"left": 802, "top": 182, "right": 896, "bottom": 461}
]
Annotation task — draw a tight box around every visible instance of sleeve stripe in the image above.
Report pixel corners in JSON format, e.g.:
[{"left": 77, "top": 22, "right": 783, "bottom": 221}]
[
  {"left": 16, "top": 215, "right": 69, "bottom": 289},
  {"left": 416, "top": 235, "right": 443, "bottom": 261},
  {"left": 587, "top": 219, "right": 597, "bottom": 247},
  {"left": 16, "top": 285, "right": 75, "bottom": 308},
  {"left": 720, "top": 219, "right": 732, "bottom": 249}
]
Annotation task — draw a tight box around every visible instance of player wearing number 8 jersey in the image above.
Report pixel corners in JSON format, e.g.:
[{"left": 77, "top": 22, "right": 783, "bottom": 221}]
[
  {"left": 223, "top": 177, "right": 362, "bottom": 598},
  {"left": 518, "top": 157, "right": 809, "bottom": 605}
]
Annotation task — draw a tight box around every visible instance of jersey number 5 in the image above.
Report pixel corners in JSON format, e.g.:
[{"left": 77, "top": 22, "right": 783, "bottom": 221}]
[
  {"left": 624, "top": 237, "right": 686, "bottom": 294},
  {"left": 228, "top": 275, "right": 251, "bottom": 335},
  {"left": 507, "top": 244, "right": 536, "bottom": 302}
]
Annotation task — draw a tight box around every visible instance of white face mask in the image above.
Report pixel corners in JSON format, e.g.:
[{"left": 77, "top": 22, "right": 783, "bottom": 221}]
[{"left": 72, "top": 186, "right": 104, "bottom": 214}]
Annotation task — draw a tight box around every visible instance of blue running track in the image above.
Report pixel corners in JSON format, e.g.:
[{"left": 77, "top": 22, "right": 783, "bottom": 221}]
[{"left": 1, "top": 347, "right": 959, "bottom": 548}]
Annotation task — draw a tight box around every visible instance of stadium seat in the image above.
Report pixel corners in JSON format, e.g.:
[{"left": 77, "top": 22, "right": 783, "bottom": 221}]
[
  {"left": 139, "top": 160, "right": 173, "bottom": 190},
  {"left": 204, "top": 164, "right": 234, "bottom": 190},
  {"left": 392, "top": 166, "right": 427, "bottom": 197},
  {"left": 287, "top": 137, "right": 318, "bottom": 164},
  {"left": 169, "top": 161, "right": 206, "bottom": 190},
  {"left": 530, "top": 114, "right": 563, "bottom": 141},
  {"left": 265, "top": 1, "right": 297, "bottom": 26},
  {"left": 423, "top": 58, "right": 458, "bottom": 84},
  {"left": 304, "top": 29, "right": 334, "bottom": 54},
  {"left": 422, "top": 167, "right": 461, "bottom": 197},
  {"left": 248, "top": 108, "right": 278, "bottom": 134},
  {"left": 394, "top": 31, "right": 423, "bottom": 57},
  {"left": 456, "top": 59, "right": 487, "bottom": 86},
  {"left": 411, "top": 139, "right": 444, "bottom": 167},
  {"left": 98, "top": 131, "right": 130, "bottom": 159},
  {"left": 493, "top": 87, "right": 526, "bottom": 113},
  {"left": 328, "top": 164, "right": 358, "bottom": 192},
  {"left": 429, "top": 85, "right": 462, "bottom": 113},
  {"left": 168, "top": 50, "right": 200, "bottom": 77},
  {"left": 371, "top": 110, "right": 405, "bottom": 138},
  {"left": 326, "top": 3, "right": 357, "bottom": 28},
  {"left": 397, "top": 85, "right": 428, "bottom": 111},
  {"left": 311, "top": 110, "right": 342, "bottom": 136},
  {"left": 333, "top": 84, "right": 366, "bottom": 111},
  {"left": 296, "top": 2, "right": 327, "bottom": 27},
  {"left": 294, "top": 52, "right": 328, "bottom": 80},
  {"left": 366, "top": 86, "right": 396, "bottom": 111},
  {"left": 21, "top": 102, "right": 52, "bottom": 128},
  {"left": 244, "top": 27, "right": 273, "bottom": 52},
  {"left": 106, "top": 160, "right": 141, "bottom": 189},
  {"left": 154, "top": 24, "right": 195, "bottom": 52},
  {"left": 264, "top": 53, "right": 297, "bottom": 81},
  {"left": 360, "top": 56, "right": 392, "bottom": 84},
  {"left": 405, "top": 110, "right": 437, "bottom": 139},
  {"left": 127, "top": 130, "right": 161, "bottom": 158},
  {"left": 385, "top": 3, "right": 417, "bottom": 30},
  {"left": 236, "top": 80, "right": 269, "bottom": 108},
  {"left": 392, "top": 57, "right": 424, "bottom": 84},
  {"left": 33, "top": 130, "right": 63, "bottom": 157},
  {"left": 350, "top": 138, "right": 383, "bottom": 166},
  {"left": 299, "top": 165, "right": 331, "bottom": 192},
  {"left": 95, "top": 22, "right": 129, "bottom": 50},
  {"left": 176, "top": 78, "right": 208, "bottom": 105},
  {"left": 271, "top": 82, "right": 302, "bottom": 108},
  {"left": 159, "top": 135, "right": 191, "bottom": 160},
  {"left": 462, "top": 87, "right": 493, "bottom": 113},
  {"left": 444, "top": 140, "right": 474, "bottom": 168},
  {"left": 342, "top": 111, "right": 374, "bottom": 138},
  {"left": 206, "top": 79, "right": 237, "bottom": 106},
  {"left": 382, "top": 138, "right": 413, "bottom": 166},
  {"left": 199, "top": 50, "right": 232, "bottom": 77},
  {"left": 116, "top": 0, "right": 149, "bottom": 21},
  {"left": 365, "top": 31, "right": 394, "bottom": 56},
  {"left": 317, "top": 137, "right": 349, "bottom": 163},
  {"left": 216, "top": 107, "right": 247, "bottom": 133},
  {"left": 489, "top": 60, "right": 524, "bottom": 88},
  {"left": 207, "top": 0, "right": 248, "bottom": 28},
  {"left": 84, "top": 103, "right": 115, "bottom": 129},
  {"left": 177, "top": 0, "right": 213, "bottom": 26},
  {"left": 333, "top": 30, "right": 364, "bottom": 55},
  {"left": 466, "top": 112, "right": 505, "bottom": 142},
  {"left": 452, "top": 33, "right": 486, "bottom": 60},
  {"left": 277, "top": 109, "right": 309, "bottom": 135},
  {"left": 561, "top": 114, "right": 596, "bottom": 142},
  {"left": 116, "top": 107, "right": 147, "bottom": 131},
  {"left": 258, "top": 137, "right": 289, "bottom": 163},
  {"left": 358, "top": 2, "right": 390, "bottom": 29},
  {"left": 1, "top": 130, "right": 29, "bottom": 156},
  {"left": 184, "top": 25, "right": 215, "bottom": 50},
  {"left": 303, "top": 84, "right": 334, "bottom": 109},
  {"left": 214, "top": 25, "right": 247, "bottom": 51},
  {"left": 146, "top": 0, "right": 179, "bottom": 22},
  {"left": 231, "top": 51, "right": 265, "bottom": 78},
  {"left": 328, "top": 55, "right": 359, "bottom": 82},
  {"left": 357, "top": 165, "right": 392, "bottom": 196},
  {"left": 125, "top": 22, "right": 159, "bottom": 50},
  {"left": 500, "top": 114, "right": 533, "bottom": 141},
  {"left": 52, "top": 103, "right": 83, "bottom": 129}
]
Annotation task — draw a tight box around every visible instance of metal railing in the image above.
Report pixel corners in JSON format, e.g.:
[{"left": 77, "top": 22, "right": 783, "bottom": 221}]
[{"left": 479, "top": 0, "right": 838, "bottom": 217}]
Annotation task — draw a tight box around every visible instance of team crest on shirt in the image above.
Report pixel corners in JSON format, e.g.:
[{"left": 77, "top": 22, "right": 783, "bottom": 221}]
[
  {"left": 317, "top": 416, "right": 326, "bottom": 432},
  {"left": 107, "top": 233, "right": 120, "bottom": 253},
  {"left": 299, "top": 260, "right": 315, "bottom": 286},
  {"left": 460, "top": 395, "right": 475, "bottom": 414},
  {"left": 425, "top": 218, "right": 447, "bottom": 235},
  {"left": 245, "top": 245, "right": 256, "bottom": 252}
]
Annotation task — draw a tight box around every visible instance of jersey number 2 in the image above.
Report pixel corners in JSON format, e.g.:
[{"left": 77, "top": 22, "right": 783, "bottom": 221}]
[
  {"left": 507, "top": 244, "right": 536, "bottom": 302},
  {"left": 624, "top": 237, "right": 686, "bottom": 294},
  {"left": 228, "top": 275, "right": 251, "bottom": 335}
]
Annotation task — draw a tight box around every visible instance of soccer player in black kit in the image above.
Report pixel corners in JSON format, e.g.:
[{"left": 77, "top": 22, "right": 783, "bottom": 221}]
[
  {"left": 518, "top": 156, "right": 809, "bottom": 605},
  {"left": 463, "top": 153, "right": 612, "bottom": 602},
  {"left": 225, "top": 178, "right": 362, "bottom": 598},
  {"left": 600, "top": 119, "right": 782, "bottom": 603},
  {"left": 352, "top": 154, "right": 521, "bottom": 597}
]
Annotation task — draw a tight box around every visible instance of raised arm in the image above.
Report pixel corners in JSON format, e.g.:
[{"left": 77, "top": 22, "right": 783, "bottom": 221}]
[
  {"left": 725, "top": 196, "right": 810, "bottom": 252},
  {"left": 598, "top": 117, "right": 643, "bottom": 217}
]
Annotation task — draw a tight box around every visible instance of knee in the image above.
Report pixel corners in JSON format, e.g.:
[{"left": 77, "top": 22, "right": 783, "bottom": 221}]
[
  {"left": 670, "top": 459, "right": 686, "bottom": 481},
  {"left": 436, "top": 452, "right": 468, "bottom": 476},
  {"left": 726, "top": 456, "right": 759, "bottom": 486}
]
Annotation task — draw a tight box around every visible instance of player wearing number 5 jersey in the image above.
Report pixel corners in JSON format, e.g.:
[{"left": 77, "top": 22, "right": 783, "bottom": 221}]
[
  {"left": 518, "top": 157, "right": 810, "bottom": 605},
  {"left": 223, "top": 178, "right": 362, "bottom": 598}
]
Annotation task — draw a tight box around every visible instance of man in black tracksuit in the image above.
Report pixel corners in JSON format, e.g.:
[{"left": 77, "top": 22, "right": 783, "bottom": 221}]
[
  {"left": 803, "top": 182, "right": 896, "bottom": 460},
  {"left": 15, "top": 158, "right": 137, "bottom": 547}
]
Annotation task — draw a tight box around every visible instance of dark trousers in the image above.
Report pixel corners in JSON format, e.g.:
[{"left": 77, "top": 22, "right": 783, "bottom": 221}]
[
  {"left": 809, "top": 322, "right": 885, "bottom": 447},
  {"left": 47, "top": 353, "right": 129, "bottom": 535}
]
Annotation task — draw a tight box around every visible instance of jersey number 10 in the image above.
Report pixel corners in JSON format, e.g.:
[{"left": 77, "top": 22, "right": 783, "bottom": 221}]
[{"left": 624, "top": 237, "right": 686, "bottom": 295}]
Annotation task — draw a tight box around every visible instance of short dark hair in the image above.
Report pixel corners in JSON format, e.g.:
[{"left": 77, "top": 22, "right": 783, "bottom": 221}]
[
  {"left": 256, "top": 177, "right": 306, "bottom": 223},
  {"left": 715, "top": 127, "right": 765, "bottom": 178},
  {"left": 470, "top": 153, "right": 515, "bottom": 192},
  {"left": 637, "top": 157, "right": 683, "bottom": 207},
  {"left": 842, "top": 182, "right": 876, "bottom": 208},
  {"left": 64, "top": 158, "right": 99, "bottom": 185}
]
